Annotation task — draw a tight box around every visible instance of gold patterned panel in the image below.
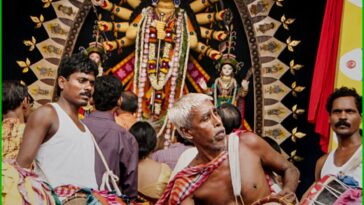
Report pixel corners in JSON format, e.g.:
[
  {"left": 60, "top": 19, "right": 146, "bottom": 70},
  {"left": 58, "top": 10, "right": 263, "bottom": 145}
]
[
  {"left": 247, "top": 0, "right": 274, "bottom": 17},
  {"left": 258, "top": 37, "right": 286, "bottom": 58},
  {"left": 264, "top": 102, "right": 292, "bottom": 123},
  {"left": 263, "top": 124, "right": 291, "bottom": 145},
  {"left": 30, "top": 59, "right": 58, "bottom": 80},
  {"left": 52, "top": 1, "right": 79, "bottom": 20},
  {"left": 43, "top": 19, "right": 70, "bottom": 40},
  {"left": 28, "top": 80, "right": 54, "bottom": 102},
  {"left": 36, "top": 39, "right": 64, "bottom": 59},
  {"left": 254, "top": 16, "right": 281, "bottom": 36},
  {"left": 261, "top": 59, "right": 289, "bottom": 79},
  {"left": 263, "top": 80, "right": 290, "bottom": 101}
]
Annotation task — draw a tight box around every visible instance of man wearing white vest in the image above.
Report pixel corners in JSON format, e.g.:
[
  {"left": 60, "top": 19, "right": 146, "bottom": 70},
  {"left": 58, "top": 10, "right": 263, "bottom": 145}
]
[
  {"left": 315, "top": 87, "right": 362, "bottom": 188},
  {"left": 17, "top": 53, "right": 99, "bottom": 189}
]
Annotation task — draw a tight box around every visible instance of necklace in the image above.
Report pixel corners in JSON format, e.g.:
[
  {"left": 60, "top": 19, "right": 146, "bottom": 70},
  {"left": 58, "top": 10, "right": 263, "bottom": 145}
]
[{"left": 219, "top": 77, "right": 234, "bottom": 90}]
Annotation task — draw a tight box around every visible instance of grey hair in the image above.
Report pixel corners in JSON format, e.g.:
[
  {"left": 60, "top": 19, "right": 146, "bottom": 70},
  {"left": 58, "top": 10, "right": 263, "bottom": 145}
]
[{"left": 168, "top": 93, "right": 213, "bottom": 134}]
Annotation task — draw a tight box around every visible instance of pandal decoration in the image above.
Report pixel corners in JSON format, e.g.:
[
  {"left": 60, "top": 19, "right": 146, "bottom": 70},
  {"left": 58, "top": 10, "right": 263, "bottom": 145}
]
[{"left": 134, "top": 7, "right": 190, "bottom": 146}]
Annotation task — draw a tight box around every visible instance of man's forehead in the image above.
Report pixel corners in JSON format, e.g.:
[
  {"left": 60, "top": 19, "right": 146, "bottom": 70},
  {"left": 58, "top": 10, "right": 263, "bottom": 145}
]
[
  {"left": 191, "top": 100, "right": 214, "bottom": 114},
  {"left": 70, "top": 71, "right": 95, "bottom": 78},
  {"left": 332, "top": 96, "right": 358, "bottom": 110},
  {"left": 333, "top": 96, "right": 356, "bottom": 105}
]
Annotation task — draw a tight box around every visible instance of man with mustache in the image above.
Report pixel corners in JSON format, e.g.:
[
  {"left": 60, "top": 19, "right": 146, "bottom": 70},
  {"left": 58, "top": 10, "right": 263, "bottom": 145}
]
[
  {"left": 157, "top": 93, "right": 300, "bottom": 205},
  {"left": 17, "top": 53, "right": 99, "bottom": 190},
  {"left": 315, "top": 87, "right": 362, "bottom": 188}
]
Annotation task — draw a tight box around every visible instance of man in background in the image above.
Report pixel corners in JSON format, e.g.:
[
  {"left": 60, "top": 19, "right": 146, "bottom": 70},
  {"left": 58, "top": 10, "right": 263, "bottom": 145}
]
[
  {"left": 83, "top": 75, "right": 139, "bottom": 200},
  {"left": 2, "top": 80, "right": 33, "bottom": 160},
  {"left": 115, "top": 91, "right": 138, "bottom": 130},
  {"left": 315, "top": 87, "right": 362, "bottom": 188}
]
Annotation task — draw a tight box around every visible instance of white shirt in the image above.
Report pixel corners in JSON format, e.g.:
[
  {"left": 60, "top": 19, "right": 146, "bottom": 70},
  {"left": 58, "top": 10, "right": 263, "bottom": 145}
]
[
  {"left": 321, "top": 145, "right": 362, "bottom": 187},
  {"left": 35, "top": 103, "right": 98, "bottom": 189}
]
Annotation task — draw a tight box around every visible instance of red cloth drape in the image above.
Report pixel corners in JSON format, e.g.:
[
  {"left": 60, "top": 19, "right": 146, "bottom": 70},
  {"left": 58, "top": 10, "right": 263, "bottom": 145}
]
[{"left": 307, "top": 0, "right": 344, "bottom": 153}]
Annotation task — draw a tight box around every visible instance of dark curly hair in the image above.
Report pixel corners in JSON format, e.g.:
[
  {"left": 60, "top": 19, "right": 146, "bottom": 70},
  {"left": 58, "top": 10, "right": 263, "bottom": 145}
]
[
  {"left": 129, "top": 121, "right": 157, "bottom": 160},
  {"left": 326, "top": 87, "right": 362, "bottom": 114},
  {"left": 217, "top": 103, "right": 242, "bottom": 134},
  {"left": 56, "top": 53, "right": 99, "bottom": 97},
  {"left": 2, "top": 81, "right": 30, "bottom": 114},
  {"left": 93, "top": 75, "right": 123, "bottom": 111}
]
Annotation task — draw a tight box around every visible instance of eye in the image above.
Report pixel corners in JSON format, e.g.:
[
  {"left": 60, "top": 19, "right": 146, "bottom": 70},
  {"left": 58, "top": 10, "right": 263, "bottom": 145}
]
[
  {"left": 346, "top": 109, "right": 356, "bottom": 114},
  {"left": 332, "top": 110, "right": 341, "bottom": 114},
  {"left": 201, "top": 114, "right": 210, "bottom": 122},
  {"left": 78, "top": 78, "right": 87, "bottom": 83},
  {"left": 213, "top": 108, "right": 218, "bottom": 115}
]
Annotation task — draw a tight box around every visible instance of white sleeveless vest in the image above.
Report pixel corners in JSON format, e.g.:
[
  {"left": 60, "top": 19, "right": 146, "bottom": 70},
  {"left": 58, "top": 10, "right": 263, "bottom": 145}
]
[
  {"left": 321, "top": 145, "right": 362, "bottom": 187},
  {"left": 35, "top": 103, "right": 98, "bottom": 189}
]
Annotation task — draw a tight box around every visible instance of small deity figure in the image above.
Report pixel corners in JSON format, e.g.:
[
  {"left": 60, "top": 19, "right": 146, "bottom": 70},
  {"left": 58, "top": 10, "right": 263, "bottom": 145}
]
[
  {"left": 83, "top": 41, "right": 106, "bottom": 77},
  {"left": 199, "top": 54, "right": 249, "bottom": 108}
]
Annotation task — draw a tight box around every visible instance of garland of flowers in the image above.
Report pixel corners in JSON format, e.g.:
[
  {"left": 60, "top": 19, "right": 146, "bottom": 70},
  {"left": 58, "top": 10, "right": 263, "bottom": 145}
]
[
  {"left": 147, "top": 10, "right": 183, "bottom": 92},
  {"left": 134, "top": 7, "right": 190, "bottom": 147},
  {"left": 135, "top": 7, "right": 187, "bottom": 120},
  {"left": 135, "top": 8, "right": 152, "bottom": 120},
  {"left": 161, "top": 9, "right": 190, "bottom": 147}
]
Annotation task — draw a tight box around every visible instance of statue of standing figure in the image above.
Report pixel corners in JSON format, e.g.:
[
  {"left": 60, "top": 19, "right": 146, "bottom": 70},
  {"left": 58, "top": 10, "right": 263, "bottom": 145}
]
[{"left": 199, "top": 54, "right": 249, "bottom": 107}]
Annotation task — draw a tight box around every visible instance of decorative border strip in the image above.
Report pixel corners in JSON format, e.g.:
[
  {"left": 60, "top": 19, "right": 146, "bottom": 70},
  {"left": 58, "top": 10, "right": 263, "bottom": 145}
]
[{"left": 233, "top": 0, "right": 263, "bottom": 135}]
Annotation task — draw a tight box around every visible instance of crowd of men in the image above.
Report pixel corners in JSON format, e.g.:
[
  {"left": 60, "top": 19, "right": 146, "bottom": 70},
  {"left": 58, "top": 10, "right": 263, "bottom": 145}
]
[{"left": 2, "top": 53, "right": 362, "bottom": 204}]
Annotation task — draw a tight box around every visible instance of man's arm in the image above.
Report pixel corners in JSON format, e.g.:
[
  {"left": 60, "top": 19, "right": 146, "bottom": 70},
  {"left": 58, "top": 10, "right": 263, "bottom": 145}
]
[
  {"left": 119, "top": 131, "right": 139, "bottom": 200},
  {"left": 314, "top": 155, "right": 328, "bottom": 181},
  {"left": 300, "top": 155, "right": 328, "bottom": 203},
  {"left": 16, "top": 105, "right": 57, "bottom": 168},
  {"left": 241, "top": 132, "right": 300, "bottom": 195}
]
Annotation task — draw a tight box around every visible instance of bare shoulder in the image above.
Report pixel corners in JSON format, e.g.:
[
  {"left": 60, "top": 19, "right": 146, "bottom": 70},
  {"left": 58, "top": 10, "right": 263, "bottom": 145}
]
[
  {"left": 25, "top": 104, "right": 59, "bottom": 135},
  {"left": 316, "top": 154, "right": 329, "bottom": 164},
  {"left": 237, "top": 131, "right": 262, "bottom": 148},
  {"left": 29, "top": 104, "right": 57, "bottom": 123},
  {"left": 316, "top": 154, "right": 329, "bottom": 168},
  {"left": 314, "top": 154, "right": 328, "bottom": 181}
]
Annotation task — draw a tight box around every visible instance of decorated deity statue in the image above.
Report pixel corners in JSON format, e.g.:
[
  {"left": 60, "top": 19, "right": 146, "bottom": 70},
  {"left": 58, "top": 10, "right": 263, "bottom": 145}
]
[
  {"left": 91, "top": 0, "right": 231, "bottom": 145},
  {"left": 199, "top": 54, "right": 249, "bottom": 107},
  {"left": 83, "top": 41, "right": 106, "bottom": 77}
]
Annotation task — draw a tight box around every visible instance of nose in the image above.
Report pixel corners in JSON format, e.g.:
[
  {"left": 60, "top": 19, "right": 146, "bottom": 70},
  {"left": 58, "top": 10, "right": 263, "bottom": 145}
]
[
  {"left": 84, "top": 81, "right": 92, "bottom": 91},
  {"left": 338, "top": 111, "right": 348, "bottom": 120},
  {"left": 212, "top": 111, "right": 222, "bottom": 127}
]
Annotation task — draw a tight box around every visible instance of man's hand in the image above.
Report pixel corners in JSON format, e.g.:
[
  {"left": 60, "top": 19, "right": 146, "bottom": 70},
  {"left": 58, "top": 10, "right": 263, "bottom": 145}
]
[
  {"left": 274, "top": 188, "right": 297, "bottom": 204},
  {"left": 198, "top": 78, "right": 208, "bottom": 91}
]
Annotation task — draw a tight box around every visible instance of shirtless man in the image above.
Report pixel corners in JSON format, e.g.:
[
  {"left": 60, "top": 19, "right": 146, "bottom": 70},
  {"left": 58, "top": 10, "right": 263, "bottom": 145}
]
[
  {"left": 157, "top": 93, "right": 299, "bottom": 205},
  {"left": 16, "top": 53, "right": 99, "bottom": 189},
  {"left": 315, "top": 87, "right": 362, "bottom": 187}
]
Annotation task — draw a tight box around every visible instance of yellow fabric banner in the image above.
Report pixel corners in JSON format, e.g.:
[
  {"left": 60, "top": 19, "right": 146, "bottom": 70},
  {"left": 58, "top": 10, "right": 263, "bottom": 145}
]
[{"left": 330, "top": 0, "right": 362, "bottom": 151}]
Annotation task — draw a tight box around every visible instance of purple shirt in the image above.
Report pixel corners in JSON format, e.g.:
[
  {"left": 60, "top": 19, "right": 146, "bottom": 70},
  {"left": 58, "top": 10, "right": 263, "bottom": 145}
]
[
  {"left": 151, "top": 143, "right": 191, "bottom": 169},
  {"left": 83, "top": 111, "right": 138, "bottom": 200}
]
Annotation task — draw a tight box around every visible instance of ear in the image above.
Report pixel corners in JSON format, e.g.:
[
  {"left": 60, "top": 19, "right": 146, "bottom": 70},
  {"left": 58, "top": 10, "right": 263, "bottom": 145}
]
[
  {"left": 21, "top": 97, "right": 28, "bottom": 109},
  {"left": 117, "top": 96, "right": 123, "bottom": 107},
  {"left": 58, "top": 76, "right": 67, "bottom": 90},
  {"left": 180, "top": 127, "right": 194, "bottom": 141}
]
